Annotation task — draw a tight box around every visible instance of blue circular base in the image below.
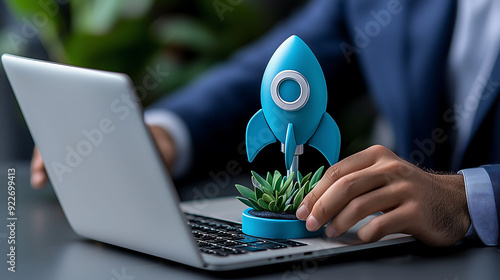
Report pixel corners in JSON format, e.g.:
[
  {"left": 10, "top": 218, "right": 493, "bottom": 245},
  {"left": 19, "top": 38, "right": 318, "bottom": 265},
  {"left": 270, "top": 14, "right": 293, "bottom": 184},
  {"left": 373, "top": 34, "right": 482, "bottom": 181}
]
[{"left": 241, "top": 208, "right": 323, "bottom": 239}]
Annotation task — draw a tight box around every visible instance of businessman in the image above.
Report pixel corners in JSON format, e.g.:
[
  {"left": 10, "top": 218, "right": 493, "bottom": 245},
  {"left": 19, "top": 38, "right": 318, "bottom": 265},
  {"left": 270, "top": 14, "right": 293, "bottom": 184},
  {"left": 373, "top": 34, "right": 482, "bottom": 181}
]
[{"left": 31, "top": 0, "right": 499, "bottom": 247}]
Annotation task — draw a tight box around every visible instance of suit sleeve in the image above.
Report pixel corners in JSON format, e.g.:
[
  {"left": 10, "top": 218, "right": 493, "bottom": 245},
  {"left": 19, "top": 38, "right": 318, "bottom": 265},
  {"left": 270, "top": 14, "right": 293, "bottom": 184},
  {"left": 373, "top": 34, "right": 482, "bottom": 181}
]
[
  {"left": 147, "top": 0, "right": 351, "bottom": 171},
  {"left": 460, "top": 165, "right": 500, "bottom": 246}
]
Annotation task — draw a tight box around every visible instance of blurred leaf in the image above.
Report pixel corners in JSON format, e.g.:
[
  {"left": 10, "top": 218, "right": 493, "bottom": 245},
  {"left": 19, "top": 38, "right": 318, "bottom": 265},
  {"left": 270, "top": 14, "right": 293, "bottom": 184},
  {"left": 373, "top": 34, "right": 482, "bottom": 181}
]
[
  {"left": 5, "top": 0, "right": 296, "bottom": 107},
  {"left": 5, "top": 0, "right": 47, "bottom": 16},
  {"left": 4, "top": 0, "right": 65, "bottom": 60},
  {"left": 121, "top": 0, "right": 154, "bottom": 19},
  {"left": 153, "top": 17, "right": 216, "bottom": 52},
  {"left": 72, "top": 0, "right": 123, "bottom": 35}
]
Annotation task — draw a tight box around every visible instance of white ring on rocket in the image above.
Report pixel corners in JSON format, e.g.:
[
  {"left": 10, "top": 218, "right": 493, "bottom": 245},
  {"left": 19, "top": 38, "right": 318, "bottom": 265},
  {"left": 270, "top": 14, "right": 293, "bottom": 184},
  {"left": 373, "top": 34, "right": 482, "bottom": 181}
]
[{"left": 271, "top": 70, "right": 310, "bottom": 111}]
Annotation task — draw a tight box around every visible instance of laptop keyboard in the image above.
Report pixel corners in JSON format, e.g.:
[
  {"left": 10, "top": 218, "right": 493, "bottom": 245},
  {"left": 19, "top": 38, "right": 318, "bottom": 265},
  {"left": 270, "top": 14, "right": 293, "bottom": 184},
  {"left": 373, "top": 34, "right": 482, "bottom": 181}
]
[{"left": 185, "top": 213, "right": 307, "bottom": 257}]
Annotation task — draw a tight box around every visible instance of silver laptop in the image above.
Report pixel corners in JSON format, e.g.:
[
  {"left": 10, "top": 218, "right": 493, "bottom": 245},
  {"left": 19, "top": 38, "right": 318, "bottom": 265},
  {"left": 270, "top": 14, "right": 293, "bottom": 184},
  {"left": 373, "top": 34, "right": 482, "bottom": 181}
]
[{"left": 1, "top": 54, "right": 413, "bottom": 271}]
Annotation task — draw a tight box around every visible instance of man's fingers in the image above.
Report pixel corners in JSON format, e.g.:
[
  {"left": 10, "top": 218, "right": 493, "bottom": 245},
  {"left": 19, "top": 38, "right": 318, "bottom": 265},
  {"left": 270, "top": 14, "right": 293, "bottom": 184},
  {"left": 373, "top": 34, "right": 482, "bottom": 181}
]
[
  {"left": 30, "top": 147, "right": 48, "bottom": 189},
  {"left": 297, "top": 145, "right": 386, "bottom": 220},
  {"left": 324, "top": 184, "right": 401, "bottom": 238},
  {"left": 305, "top": 168, "right": 388, "bottom": 231},
  {"left": 357, "top": 206, "right": 410, "bottom": 243},
  {"left": 148, "top": 125, "right": 177, "bottom": 172}
]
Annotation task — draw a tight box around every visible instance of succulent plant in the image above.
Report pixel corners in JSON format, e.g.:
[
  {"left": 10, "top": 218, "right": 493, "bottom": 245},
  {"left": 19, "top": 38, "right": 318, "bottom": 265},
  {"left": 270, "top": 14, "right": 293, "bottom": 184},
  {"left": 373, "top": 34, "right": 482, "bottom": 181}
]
[{"left": 235, "top": 166, "right": 324, "bottom": 214}]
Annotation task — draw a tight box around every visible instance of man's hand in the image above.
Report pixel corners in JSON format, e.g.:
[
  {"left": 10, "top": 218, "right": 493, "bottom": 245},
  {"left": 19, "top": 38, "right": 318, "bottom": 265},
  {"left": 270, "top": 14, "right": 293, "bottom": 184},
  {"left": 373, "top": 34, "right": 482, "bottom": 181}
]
[
  {"left": 296, "top": 145, "right": 470, "bottom": 247},
  {"left": 148, "top": 125, "right": 177, "bottom": 173},
  {"left": 31, "top": 146, "right": 48, "bottom": 189},
  {"left": 30, "top": 125, "right": 177, "bottom": 189}
]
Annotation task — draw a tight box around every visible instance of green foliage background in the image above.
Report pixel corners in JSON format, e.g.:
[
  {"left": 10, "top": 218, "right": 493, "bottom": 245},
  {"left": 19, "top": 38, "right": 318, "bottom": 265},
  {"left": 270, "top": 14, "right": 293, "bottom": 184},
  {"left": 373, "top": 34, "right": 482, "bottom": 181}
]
[{"left": 3, "top": 0, "right": 302, "bottom": 105}]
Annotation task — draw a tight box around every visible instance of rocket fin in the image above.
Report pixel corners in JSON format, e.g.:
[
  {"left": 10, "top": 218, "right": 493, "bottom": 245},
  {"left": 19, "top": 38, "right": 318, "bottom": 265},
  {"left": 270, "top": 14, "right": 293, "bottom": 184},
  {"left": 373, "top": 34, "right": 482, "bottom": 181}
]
[
  {"left": 309, "top": 113, "right": 341, "bottom": 166},
  {"left": 246, "top": 109, "right": 276, "bottom": 162},
  {"left": 285, "top": 123, "right": 297, "bottom": 170}
]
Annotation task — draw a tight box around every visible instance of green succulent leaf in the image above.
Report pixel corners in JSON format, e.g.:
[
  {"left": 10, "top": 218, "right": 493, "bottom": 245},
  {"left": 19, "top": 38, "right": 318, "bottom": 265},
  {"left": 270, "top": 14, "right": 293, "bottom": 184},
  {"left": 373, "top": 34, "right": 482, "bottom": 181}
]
[
  {"left": 302, "top": 181, "right": 311, "bottom": 196},
  {"left": 255, "top": 187, "right": 263, "bottom": 201},
  {"left": 267, "top": 201, "right": 274, "bottom": 212},
  {"left": 310, "top": 181, "right": 319, "bottom": 192},
  {"left": 310, "top": 166, "right": 325, "bottom": 187},
  {"left": 252, "top": 171, "right": 273, "bottom": 194},
  {"left": 237, "top": 197, "right": 262, "bottom": 211},
  {"left": 283, "top": 178, "right": 295, "bottom": 198},
  {"left": 248, "top": 197, "right": 263, "bottom": 211},
  {"left": 272, "top": 171, "right": 282, "bottom": 191},
  {"left": 235, "top": 184, "right": 254, "bottom": 200},
  {"left": 285, "top": 189, "right": 297, "bottom": 205},
  {"left": 262, "top": 193, "right": 274, "bottom": 203},
  {"left": 297, "top": 171, "right": 303, "bottom": 185},
  {"left": 279, "top": 174, "right": 294, "bottom": 196},
  {"left": 277, "top": 195, "right": 285, "bottom": 210},
  {"left": 301, "top": 172, "right": 312, "bottom": 186},
  {"left": 284, "top": 204, "right": 292, "bottom": 213},
  {"left": 266, "top": 172, "right": 273, "bottom": 185},
  {"left": 293, "top": 186, "right": 305, "bottom": 211},
  {"left": 257, "top": 198, "right": 269, "bottom": 210},
  {"left": 236, "top": 197, "right": 254, "bottom": 209},
  {"left": 276, "top": 177, "right": 283, "bottom": 192},
  {"left": 251, "top": 176, "right": 263, "bottom": 191},
  {"left": 307, "top": 181, "right": 318, "bottom": 194}
]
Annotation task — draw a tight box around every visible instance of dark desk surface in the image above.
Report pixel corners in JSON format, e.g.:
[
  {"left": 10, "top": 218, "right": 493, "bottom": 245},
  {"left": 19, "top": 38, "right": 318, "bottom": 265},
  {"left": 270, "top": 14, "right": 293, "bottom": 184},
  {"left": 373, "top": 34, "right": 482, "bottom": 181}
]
[{"left": 1, "top": 162, "right": 499, "bottom": 280}]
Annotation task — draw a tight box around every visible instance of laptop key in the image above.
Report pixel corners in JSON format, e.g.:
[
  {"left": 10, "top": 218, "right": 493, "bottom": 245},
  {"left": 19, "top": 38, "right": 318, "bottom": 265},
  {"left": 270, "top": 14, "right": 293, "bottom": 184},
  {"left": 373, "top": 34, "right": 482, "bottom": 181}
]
[
  {"left": 237, "top": 236, "right": 260, "bottom": 243},
  {"left": 238, "top": 246, "right": 267, "bottom": 252},
  {"left": 246, "top": 240, "right": 288, "bottom": 249},
  {"left": 252, "top": 243, "right": 287, "bottom": 250},
  {"left": 209, "top": 238, "right": 227, "bottom": 244},
  {"left": 221, "top": 240, "right": 242, "bottom": 247},
  {"left": 197, "top": 240, "right": 211, "bottom": 247},
  {"left": 215, "top": 246, "right": 246, "bottom": 254},
  {"left": 200, "top": 247, "right": 228, "bottom": 257},
  {"left": 200, "top": 234, "right": 217, "bottom": 240},
  {"left": 275, "top": 240, "right": 307, "bottom": 247}
]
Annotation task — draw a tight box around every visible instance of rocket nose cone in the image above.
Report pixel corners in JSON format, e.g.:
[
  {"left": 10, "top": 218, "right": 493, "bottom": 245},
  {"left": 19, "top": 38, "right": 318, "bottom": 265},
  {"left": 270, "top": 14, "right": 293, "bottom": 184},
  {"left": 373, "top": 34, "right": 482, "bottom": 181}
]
[
  {"left": 283, "top": 35, "right": 305, "bottom": 46},
  {"left": 266, "top": 35, "right": 321, "bottom": 77},
  {"left": 277, "top": 35, "right": 309, "bottom": 55}
]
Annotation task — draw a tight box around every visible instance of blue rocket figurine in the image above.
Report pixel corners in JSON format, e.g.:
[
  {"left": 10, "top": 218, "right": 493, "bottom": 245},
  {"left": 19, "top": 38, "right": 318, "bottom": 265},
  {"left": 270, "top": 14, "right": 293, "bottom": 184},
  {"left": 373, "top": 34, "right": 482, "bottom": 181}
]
[{"left": 246, "top": 35, "right": 341, "bottom": 176}]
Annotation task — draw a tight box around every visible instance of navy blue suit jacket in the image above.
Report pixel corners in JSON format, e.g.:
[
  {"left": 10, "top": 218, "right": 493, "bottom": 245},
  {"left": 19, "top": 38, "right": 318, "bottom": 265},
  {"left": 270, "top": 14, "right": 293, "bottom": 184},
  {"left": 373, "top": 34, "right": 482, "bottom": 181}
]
[{"left": 151, "top": 0, "right": 500, "bottom": 243}]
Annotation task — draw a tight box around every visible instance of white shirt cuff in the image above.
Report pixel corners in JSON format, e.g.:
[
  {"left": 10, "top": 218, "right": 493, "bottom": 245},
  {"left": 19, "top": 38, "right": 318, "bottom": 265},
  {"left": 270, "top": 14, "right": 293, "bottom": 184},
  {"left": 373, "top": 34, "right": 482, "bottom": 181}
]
[{"left": 143, "top": 110, "right": 192, "bottom": 178}]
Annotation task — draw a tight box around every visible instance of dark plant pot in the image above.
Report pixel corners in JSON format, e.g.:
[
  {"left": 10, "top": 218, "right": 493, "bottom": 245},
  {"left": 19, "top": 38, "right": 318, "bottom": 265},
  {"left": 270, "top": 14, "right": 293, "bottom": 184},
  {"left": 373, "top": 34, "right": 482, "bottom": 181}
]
[{"left": 241, "top": 208, "right": 324, "bottom": 239}]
